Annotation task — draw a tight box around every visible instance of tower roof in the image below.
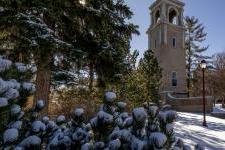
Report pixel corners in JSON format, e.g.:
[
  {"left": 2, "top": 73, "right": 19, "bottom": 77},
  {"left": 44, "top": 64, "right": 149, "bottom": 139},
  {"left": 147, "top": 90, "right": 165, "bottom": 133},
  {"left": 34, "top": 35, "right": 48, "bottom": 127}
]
[{"left": 150, "top": 0, "right": 185, "bottom": 10}]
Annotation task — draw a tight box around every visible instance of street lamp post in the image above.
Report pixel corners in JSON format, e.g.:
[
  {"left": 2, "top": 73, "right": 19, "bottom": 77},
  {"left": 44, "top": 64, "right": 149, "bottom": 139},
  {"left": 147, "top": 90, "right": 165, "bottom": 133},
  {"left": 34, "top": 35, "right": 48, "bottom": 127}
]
[{"left": 200, "top": 60, "right": 207, "bottom": 127}]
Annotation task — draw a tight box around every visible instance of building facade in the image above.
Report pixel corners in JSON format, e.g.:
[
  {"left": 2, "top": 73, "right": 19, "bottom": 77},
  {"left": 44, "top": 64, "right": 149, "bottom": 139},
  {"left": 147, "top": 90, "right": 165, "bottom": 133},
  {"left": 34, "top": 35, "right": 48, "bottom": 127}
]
[{"left": 147, "top": 0, "right": 187, "bottom": 93}]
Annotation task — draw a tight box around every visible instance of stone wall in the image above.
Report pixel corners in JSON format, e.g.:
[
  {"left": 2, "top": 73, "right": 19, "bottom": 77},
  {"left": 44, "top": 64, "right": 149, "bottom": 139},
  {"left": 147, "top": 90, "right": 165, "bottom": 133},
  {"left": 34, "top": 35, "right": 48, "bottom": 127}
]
[
  {"left": 161, "top": 92, "right": 213, "bottom": 113},
  {"left": 211, "top": 113, "right": 225, "bottom": 119}
]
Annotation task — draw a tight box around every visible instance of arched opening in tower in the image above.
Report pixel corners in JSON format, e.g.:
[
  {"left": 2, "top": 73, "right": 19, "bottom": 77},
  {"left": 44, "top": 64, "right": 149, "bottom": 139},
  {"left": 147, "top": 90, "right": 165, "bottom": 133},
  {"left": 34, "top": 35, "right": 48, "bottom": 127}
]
[
  {"left": 155, "top": 10, "right": 160, "bottom": 24},
  {"left": 169, "top": 9, "right": 178, "bottom": 25}
]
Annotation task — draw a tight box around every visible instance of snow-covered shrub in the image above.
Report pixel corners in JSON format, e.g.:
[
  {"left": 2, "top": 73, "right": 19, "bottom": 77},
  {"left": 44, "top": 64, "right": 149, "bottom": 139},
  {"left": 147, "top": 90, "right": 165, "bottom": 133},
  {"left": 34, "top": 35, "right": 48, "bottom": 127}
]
[
  {"left": 32, "top": 121, "right": 46, "bottom": 133},
  {"left": 36, "top": 100, "right": 45, "bottom": 110},
  {"left": 100, "top": 91, "right": 117, "bottom": 115},
  {"left": 15, "top": 63, "right": 28, "bottom": 73},
  {"left": 8, "top": 121, "right": 23, "bottom": 130},
  {"left": 3, "top": 128, "right": 19, "bottom": 144},
  {"left": 0, "top": 56, "right": 35, "bottom": 133},
  {"left": 149, "top": 132, "right": 167, "bottom": 149},
  {"left": 1, "top": 91, "right": 191, "bottom": 150},
  {"left": 4, "top": 88, "right": 19, "bottom": 100},
  {"left": 0, "top": 97, "right": 8, "bottom": 108},
  {"left": 0, "top": 58, "right": 12, "bottom": 72},
  {"left": 18, "top": 135, "right": 41, "bottom": 149},
  {"left": 22, "top": 82, "right": 36, "bottom": 93},
  {"left": 104, "top": 92, "right": 117, "bottom": 103},
  {"left": 56, "top": 115, "right": 66, "bottom": 125},
  {"left": 10, "top": 104, "right": 22, "bottom": 117}
]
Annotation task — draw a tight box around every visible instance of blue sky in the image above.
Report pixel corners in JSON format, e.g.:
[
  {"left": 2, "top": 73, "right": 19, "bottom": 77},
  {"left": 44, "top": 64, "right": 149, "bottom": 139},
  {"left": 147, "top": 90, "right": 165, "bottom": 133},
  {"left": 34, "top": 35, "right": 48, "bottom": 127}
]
[{"left": 125, "top": 0, "right": 225, "bottom": 58}]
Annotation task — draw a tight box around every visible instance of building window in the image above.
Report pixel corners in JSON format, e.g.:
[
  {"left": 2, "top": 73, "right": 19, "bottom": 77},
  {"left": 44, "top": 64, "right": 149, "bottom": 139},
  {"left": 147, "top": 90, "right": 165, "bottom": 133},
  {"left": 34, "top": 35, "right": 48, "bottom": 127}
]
[
  {"left": 154, "top": 39, "right": 157, "bottom": 48},
  {"left": 172, "top": 38, "right": 176, "bottom": 48},
  {"left": 172, "top": 72, "right": 177, "bottom": 86}
]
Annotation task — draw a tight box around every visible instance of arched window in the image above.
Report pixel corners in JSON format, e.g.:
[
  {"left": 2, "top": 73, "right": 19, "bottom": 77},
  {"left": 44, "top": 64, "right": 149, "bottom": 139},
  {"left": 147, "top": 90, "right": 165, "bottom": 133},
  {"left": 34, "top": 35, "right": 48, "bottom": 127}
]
[
  {"left": 169, "top": 9, "right": 178, "bottom": 25},
  {"left": 172, "top": 72, "right": 177, "bottom": 86},
  {"left": 155, "top": 10, "right": 160, "bottom": 24}
]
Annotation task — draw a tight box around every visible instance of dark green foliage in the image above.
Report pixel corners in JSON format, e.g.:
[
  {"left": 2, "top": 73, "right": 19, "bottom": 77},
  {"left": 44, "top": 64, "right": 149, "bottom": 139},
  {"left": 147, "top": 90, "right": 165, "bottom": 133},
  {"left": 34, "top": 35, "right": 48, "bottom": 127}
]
[
  {"left": 113, "top": 50, "right": 162, "bottom": 106},
  {"left": 76, "top": 0, "right": 139, "bottom": 88},
  {"left": 139, "top": 49, "right": 162, "bottom": 104},
  {"left": 184, "top": 16, "right": 210, "bottom": 96}
]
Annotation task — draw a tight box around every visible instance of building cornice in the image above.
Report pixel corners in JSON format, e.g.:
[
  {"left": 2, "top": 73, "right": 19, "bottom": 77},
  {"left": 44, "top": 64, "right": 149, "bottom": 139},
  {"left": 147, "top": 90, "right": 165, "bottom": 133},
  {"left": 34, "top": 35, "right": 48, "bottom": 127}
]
[{"left": 149, "top": 0, "right": 185, "bottom": 11}]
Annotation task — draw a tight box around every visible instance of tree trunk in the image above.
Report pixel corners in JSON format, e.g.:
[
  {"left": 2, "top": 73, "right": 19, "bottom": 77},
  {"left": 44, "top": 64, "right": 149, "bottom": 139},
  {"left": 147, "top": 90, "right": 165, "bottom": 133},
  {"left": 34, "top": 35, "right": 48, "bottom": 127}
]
[
  {"left": 222, "top": 98, "right": 225, "bottom": 108},
  {"left": 89, "top": 62, "right": 94, "bottom": 91},
  {"left": 34, "top": 64, "right": 51, "bottom": 115}
]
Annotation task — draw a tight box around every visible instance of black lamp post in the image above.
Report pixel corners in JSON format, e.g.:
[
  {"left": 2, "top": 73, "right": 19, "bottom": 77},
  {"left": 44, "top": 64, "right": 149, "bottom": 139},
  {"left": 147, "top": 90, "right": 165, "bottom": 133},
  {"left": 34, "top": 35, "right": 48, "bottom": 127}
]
[{"left": 200, "top": 60, "right": 207, "bottom": 127}]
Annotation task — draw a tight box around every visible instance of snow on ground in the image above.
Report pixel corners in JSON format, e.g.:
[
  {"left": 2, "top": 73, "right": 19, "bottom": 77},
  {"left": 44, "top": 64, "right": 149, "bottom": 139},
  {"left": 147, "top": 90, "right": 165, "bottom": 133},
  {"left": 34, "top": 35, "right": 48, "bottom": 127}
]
[
  {"left": 175, "top": 112, "right": 225, "bottom": 149},
  {"left": 212, "top": 106, "right": 225, "bottom": 114}
]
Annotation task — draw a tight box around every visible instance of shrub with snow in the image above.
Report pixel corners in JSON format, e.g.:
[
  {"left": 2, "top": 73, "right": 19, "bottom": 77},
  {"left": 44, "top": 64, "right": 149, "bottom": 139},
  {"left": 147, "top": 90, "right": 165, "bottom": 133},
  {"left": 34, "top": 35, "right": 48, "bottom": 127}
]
[
  {"left": 15, "top": 63, "right": 27, "bottom": 73},
  {"left": 22, "top": 82, "right": 36, "bottom": 93},
  {"left": 10, "top": 104, "right": 22, "bottom": 117},
  {"left": 32, "top": 121, "right": 46, "bottom": 133},
  {"left": 0, "top": 56, "right": 34, "bottom": 134},
  {"left": 56, "top": 115, "right": 66, "bottom": 125},
  {"left": 36, "top": 99, "right": 45, "bottom": 110},
  {"left": 19, "top": 135, "right": 41, "bottom": 149},
  {"left": 3, "top": 128, "right": 19, "bottom": 144},
  {"left": 0, "top": 97, "right": 8, "bottom": 108},
  {"left": 150, "top": 132, "right": 167, "bottom": 149},
  {"left": 1, "top": 91, "right": 192, "bottom": 150},
  {"left": 0, "top": 58, "right": 12, "bottom": 72},
  {"left": 4, "top": 88, "right": 19, "bottom": 100},
  {"left": 104, "top": 91, "right": 116, "bottom": 103}
]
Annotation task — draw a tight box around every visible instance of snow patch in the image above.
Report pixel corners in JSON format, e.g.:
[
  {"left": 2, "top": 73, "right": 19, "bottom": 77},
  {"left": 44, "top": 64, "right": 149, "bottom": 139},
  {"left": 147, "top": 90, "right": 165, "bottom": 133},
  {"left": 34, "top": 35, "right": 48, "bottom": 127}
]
[
  {"left": 148, "top": 106, "right": 158, "bottom": 117},
  {"left": 0, "top": 97, "right": 8, "bottom": 107},
  {"left": 36, "top": 100, "right": 45, "bottom": 110},
  {"left": 104, "top": 92, "right": 116, "bottom": 103},
  {"left": 56, "top": 115, "right": 66, "bottom": 124},
  {"left": 0, "top": 58, "right": 12, "bottom": 72},
  {"left": 117, "top": 102, "right": 127, "bottom": 110},
  {"left": 11, "top": 104, "right": 21, "bottom": 116},
  {"left": 22, "top": 82, "right": 36, "bottom": 93},
  {"left": 150, "top": 132, "right": 167, "bottom": 148},
  {"left": 0, "top": 79, "right": 9, "bottom": 94},
  {"left": 42, "top": 116, "right": 50, "bottom": 124},
  {"left": 3, "top": 128, "right": 19, "bottom": 144},
  {"left": 74, "top": 108, "right": 84, "bottom": 117},
  {"left": 109, "top": 139, "right": 121, "bottom": 149},
  {"left": 4, "top": 88, "right": 19, "bottom": 100},
  {"left": 32, "top": 121, "right": 46, "bottom": 133},
  {"left": 132, "top": 107, "right": 147, "bottom": 123},
  {"left": 19, "top": 135, "right": 41, "bottom": 148},
  {"left": 9, "top": 121, "right": 23, "bottom": 130},
  {"left": 97, "top": 111, "right": 114, "bottom": 124},
  {"left": 15, "top": 62, "right": 27, "bottom": 73}
]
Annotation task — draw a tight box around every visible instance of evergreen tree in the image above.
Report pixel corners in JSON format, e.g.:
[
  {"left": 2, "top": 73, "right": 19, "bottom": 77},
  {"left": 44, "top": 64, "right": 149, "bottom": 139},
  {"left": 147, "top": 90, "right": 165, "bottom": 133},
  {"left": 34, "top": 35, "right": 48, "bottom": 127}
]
[
  {"left": 184, "top": 16, "right": 209, "bottom": 97},
  {"left": 0, "top": 0, "right": 84, "bottom": 114},
  {"left": 77, "top": 0, "right": 139, "bottom": 89},
  {"left": 0, "top": 0, "right": 139, "bottom": 113},
  {"left": 139, "top": 49, "right": 162, "bottom": 104}
]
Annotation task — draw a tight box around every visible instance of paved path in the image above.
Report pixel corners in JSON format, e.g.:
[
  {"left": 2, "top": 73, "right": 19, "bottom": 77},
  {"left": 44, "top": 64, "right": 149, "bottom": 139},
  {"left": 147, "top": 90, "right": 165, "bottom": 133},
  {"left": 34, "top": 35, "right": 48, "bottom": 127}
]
[{"left": 175, "top": 112, "right": 225, "bottom": 150}]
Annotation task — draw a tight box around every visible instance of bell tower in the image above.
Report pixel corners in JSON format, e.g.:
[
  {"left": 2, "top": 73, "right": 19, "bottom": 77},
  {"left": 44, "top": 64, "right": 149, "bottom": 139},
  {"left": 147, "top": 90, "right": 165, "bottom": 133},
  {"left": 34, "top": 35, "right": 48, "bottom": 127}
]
[{"left": 147, "top": 0, "right": 187, "bottom": 93}]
